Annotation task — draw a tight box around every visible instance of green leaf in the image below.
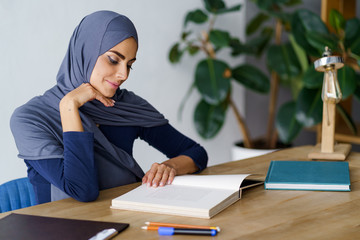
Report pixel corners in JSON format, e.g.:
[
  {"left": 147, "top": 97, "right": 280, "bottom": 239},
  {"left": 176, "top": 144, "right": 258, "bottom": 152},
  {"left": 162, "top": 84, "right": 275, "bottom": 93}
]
[
  {"left": 302, "top": 66, "right": 323, "bottom": 89},
  {"left": 338, "top": 65, "right": 356, "bottom": 100},
  {"left": 336, "top": 104, "right": 357, "bottom": 135},
  {"left": 194, "top": 100, "right": 227, "bottom": 139},
  {"left": 187, "top": 45, "right": 200, "bottom": 56},
  {"left": 295, "top": 87, "right": 323, "bottom": 127},
  {"left": 245, "top": 27, "right": 273, "bottom": 56},
  {"left": 291, "top": 9, "right": 329, "bottom": 57},
  {"left": 209, "top": 29, "right": 231, "bottom": 48},
  {"left": 216, "top": 4, "right": 242, "bottom": 14},
  {"left": 276, "top": 101, "right": 303, "bottom": 144},
  {"left": 305, "top": 31, "right": 338, "bottom": 54},
  {"left": 283, "top": 0, "right": 302, "bottom": 7},
  {"left": 266, "top": 43, "right": 302, "bottom": 83},
  {"left": 329, "top": 9, "right": 345, "bottom": 33},
  {"left": 289, "top": 34, "right": 308, "bottom": 73},
  {"left": 204, "top": 0, "right": 226, "bottom": 13},
  {"left": 229, "top": 38, "right": 254, "bottom": 56},
  {"left": 184, "top": 9, "right": 208, "bottom": 27},
  {"left": 168, "top": 43, "right": 183, "bottom": 63},
  {"left": 345, "top": 18, "right": 360, "bottom": 53},
  {"left": 195, "top": 58, "right": 231, "bottom": 105},
  {"left": 232, "top": 64, "right": 270, "bottom": 93},
  {"left": 246, "top": 13, "right": 270, "bottom": 36}
]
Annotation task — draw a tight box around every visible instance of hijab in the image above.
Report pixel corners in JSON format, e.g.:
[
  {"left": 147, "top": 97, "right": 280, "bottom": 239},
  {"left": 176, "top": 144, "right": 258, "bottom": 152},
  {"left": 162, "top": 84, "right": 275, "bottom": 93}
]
[{"left": 10, "top": 10, "right": 168, "bottom": 199}]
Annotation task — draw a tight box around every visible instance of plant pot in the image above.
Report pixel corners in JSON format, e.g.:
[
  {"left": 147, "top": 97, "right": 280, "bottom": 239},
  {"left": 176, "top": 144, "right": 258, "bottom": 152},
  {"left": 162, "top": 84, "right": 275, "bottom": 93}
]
[{"left": 231, "top": 139, "right": 291, "bottom": 161}]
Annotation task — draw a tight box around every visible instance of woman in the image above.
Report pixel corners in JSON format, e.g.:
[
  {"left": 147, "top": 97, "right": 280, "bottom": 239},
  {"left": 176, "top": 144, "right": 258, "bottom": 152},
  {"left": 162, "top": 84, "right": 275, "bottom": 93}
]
[{"left": 10, "top": 10, "right": 207, "bottom": 204}]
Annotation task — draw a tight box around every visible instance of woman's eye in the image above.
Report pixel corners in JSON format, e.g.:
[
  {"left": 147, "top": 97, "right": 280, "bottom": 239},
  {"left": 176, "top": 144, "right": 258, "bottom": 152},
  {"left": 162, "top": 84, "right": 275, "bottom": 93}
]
[
  {"left": 107, "top": 56, "right": 118, "bottom": 65},
  {"left": 127, "top": 65, "right": 133, "bottom": 70}
]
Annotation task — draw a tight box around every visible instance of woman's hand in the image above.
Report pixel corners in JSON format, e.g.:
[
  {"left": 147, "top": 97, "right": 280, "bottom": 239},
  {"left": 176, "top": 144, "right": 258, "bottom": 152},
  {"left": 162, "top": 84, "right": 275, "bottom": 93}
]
[
  {"left": 60, "top": 83, "right": 114, "bottom": 109},
  {"left": 142, "top": 162, "right": 176, "bottom": 187},
  {"left": 142, "top": 155, "right": 199, "bottom": 187},
  {"left": 59, "top": 83, "right": 114, "bottom": 132}
]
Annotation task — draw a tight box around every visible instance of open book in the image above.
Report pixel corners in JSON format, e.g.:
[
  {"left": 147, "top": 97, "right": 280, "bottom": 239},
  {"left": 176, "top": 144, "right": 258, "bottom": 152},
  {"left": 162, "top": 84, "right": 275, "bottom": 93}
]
[{"left": 111, "top": 174, "right": 263, "bottom": 219}]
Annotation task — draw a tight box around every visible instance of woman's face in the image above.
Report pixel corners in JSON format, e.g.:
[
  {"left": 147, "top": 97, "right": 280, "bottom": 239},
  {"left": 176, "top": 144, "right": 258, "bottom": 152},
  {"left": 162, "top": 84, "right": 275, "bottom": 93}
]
[{"left": 90, "top": 37, "right": 137, "bottom": 98}]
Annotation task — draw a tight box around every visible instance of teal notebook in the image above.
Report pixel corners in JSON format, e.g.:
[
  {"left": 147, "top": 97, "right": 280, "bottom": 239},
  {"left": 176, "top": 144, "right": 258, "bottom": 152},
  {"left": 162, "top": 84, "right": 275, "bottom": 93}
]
[{"left": 264, "top": 161, "right": 350, "bottom": 191}]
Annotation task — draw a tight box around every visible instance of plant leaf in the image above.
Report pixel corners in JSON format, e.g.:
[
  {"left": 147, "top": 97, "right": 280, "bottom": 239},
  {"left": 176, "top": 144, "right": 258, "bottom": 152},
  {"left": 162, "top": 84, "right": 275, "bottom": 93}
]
[
  {"left": 338, "top": 65, "right": 356, "bottom": 100},
  {"left": 168, "top": 42, "right": 183, "bottom": 63},
  {"left": 329, "top": 9, "right": 345, "bottom": 33},
  {"left": 194, "top": 100, "right": 227, "bottom": 139},
  {"left": 291, "top": 9, "right": 329, "bottom": 57},
  {"left": 345, "top": 18, "right": 360, "bottom": 54},
  {"left": 204, "top": 0, "right": 226, "bottom": 13},
  {"left": 302, "top": 66, "right": 323, "bottom": 89},
  {"left": 246, "top": 12, "right": 270, "bottom": 36},
  {"left": 266, "top": 43, "right": 302, "bottom": 83},
  {"left": 276, "top": 101, "right": 303, "bottom": 144},
  {"left": 184, "top": 9, "right": 208, "bottom": 27},
  {"left": 288, "top": 34, "right": 308, "bottom": 73},
  {"left": 295, "top": 87, "right": 323, "bottom": 127},
  {"left": 232, "top": 64, "right": 270, "bottom": 93},
  {"left": 216, "top": 4, "right": 242, "bottom": 14},
  {"left": 209, "top": 29, "right": 231, "bottom": 48},
  {"left": 195, "top": 58, "right": 231, "bottom": 105},
  {"left": 305, "top": 31, "right": 338, "bottom": 54}
]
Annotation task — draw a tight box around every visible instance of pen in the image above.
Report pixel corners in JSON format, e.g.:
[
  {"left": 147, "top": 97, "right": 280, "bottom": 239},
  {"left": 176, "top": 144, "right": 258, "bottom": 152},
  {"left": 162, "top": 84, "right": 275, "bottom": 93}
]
[
  {"left": 145, "top": 221, "right": 221, "bottom": 231},
  {"left": 158, "top": 227, "right": 218, "bottom": 236}
]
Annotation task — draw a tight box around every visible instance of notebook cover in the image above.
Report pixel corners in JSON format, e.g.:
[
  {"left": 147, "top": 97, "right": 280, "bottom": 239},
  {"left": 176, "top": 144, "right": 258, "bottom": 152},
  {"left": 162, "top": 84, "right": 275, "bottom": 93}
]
[
  {"left": 264, "top": 161, "right": 350, "bottom": 191},
  {"left": 0, "top": 213, "right": 129, "bottom": 240}
]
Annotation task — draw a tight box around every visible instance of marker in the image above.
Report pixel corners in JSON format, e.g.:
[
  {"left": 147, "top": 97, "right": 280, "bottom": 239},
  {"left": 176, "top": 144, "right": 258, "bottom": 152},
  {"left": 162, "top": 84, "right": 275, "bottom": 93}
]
[{"left": 158, "top": 227, "right": 217, "bottom": 236}]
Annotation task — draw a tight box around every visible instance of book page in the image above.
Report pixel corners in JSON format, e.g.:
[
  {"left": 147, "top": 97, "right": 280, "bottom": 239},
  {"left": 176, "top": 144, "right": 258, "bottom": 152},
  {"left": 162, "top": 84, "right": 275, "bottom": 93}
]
[
  {"left": 171, "top": 174, "right": 250, "bottom": 190},
  {"left": 113, "top": 184, "right": 236, "bottom": 210}
]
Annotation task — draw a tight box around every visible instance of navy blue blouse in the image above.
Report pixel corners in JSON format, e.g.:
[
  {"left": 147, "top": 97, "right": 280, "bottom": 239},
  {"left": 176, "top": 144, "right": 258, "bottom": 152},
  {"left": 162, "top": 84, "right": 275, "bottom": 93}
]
[{"left": 25, "top": 124, "right": 208, "bottom": 204}]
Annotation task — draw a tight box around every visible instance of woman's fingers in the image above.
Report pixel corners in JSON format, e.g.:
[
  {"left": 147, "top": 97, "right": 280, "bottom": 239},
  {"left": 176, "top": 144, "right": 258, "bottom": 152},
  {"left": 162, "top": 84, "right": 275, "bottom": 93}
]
[
  {"left": 143, "top": 163, "right": 177, "bottom": 187},
  {"left": 67, "top": 83, "right": 115, "bottom": 108}
]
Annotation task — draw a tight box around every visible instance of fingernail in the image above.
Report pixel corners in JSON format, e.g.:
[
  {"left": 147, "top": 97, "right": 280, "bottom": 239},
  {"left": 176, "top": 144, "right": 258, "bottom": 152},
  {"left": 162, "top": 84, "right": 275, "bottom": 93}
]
[
  {"left": 167, "top": 180, "right": 171, "bottom": 185},
  {"left": 159, "top": 182, "right": 164, "bottom": 186}
]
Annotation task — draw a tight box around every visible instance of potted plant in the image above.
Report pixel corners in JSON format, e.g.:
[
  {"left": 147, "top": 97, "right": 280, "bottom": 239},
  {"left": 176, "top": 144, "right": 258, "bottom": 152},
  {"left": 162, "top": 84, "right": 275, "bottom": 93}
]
[
  {"left": 273, "top": 8, "right": 360, "bottom": 144},
  {"left": 168, "top": 0, "right": 303, "bottom": 159}
]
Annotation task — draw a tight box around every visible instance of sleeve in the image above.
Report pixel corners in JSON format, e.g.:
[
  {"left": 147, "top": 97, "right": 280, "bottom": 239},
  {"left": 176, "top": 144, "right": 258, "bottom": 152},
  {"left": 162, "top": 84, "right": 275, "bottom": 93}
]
[
  {"left": 139, "top": 124, "right": 208, "bottom": 171},
  {"left": 25, "top": 132, "right": 99, "bottom": 202}
]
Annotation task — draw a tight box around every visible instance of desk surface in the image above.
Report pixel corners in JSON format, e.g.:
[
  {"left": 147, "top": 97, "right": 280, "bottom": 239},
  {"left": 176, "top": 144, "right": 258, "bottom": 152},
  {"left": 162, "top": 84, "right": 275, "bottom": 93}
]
[{"left": 1, "top": 146, "right": 360, "bottom": 239}]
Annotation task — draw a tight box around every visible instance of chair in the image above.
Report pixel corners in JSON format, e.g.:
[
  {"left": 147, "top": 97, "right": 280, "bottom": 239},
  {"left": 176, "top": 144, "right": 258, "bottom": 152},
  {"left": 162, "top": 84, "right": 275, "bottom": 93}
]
[{"left": 0, "top": 177, "right": 37, "bottom": 213}]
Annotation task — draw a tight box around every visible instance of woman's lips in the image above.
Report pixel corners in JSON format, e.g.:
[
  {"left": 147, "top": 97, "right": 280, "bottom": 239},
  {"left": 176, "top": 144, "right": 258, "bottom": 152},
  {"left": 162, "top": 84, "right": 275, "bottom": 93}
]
[{"left": 106, "top": 80, "right": 120, "bottom": 89}]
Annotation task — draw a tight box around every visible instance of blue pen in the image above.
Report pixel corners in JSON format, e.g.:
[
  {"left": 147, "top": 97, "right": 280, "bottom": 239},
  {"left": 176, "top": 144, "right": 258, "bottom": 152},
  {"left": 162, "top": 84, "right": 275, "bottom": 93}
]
[{"left": 158, "top": 227, "right": 217, "bottom": 236}]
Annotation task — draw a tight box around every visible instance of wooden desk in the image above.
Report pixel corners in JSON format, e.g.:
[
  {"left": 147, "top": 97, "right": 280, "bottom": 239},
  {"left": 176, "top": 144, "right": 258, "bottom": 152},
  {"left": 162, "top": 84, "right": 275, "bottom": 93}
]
[{"left": 1, "top": 146, "right": 360, "bottom": 239}]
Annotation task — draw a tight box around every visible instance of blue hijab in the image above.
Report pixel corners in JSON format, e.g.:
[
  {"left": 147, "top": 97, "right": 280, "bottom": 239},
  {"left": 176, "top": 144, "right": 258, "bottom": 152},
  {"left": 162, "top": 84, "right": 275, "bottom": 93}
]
[{"left": 10, "top": 11, "right": 168, "bottom": 199}]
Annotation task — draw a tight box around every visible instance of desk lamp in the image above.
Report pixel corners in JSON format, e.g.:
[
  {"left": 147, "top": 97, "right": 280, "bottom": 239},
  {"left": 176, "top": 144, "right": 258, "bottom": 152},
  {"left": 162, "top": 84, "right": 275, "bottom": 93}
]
[{"left": 308, "top": 46, "right": 351, "bottom": 160}]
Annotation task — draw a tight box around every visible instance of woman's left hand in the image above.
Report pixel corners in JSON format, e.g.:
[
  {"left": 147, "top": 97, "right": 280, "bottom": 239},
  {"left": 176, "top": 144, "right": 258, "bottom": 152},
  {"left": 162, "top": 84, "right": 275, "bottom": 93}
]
[{"left": 142, "top": 162, "right": 176, "bottom": 187}]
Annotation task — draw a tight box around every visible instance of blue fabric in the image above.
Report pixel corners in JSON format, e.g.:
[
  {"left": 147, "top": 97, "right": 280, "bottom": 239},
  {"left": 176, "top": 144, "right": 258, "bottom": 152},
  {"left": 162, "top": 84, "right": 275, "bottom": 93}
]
[
  {"left": 25, "top": 124, "right": 208, "bottom": 204},
  {"left": 10, "top": 11, "right": 168, "bottom": 197},
  {"left": 0, "top": 177, "right": 37, "bottom": 213}
]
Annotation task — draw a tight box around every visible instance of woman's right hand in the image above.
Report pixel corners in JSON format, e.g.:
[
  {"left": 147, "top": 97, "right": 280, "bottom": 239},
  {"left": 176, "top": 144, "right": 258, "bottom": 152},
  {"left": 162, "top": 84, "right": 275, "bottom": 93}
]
[
  {"left": 59, "top": 83, "right": 114, "bottom": 132},
  {"left": 61, "top": 83, "right": 115, "bottom": 109}
]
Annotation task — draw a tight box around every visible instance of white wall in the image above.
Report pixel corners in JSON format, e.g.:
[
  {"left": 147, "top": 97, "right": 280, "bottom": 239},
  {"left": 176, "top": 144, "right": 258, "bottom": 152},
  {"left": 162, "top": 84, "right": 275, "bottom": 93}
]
[{"left": 0, "top": 0, "right": 246, "bottom": 184}]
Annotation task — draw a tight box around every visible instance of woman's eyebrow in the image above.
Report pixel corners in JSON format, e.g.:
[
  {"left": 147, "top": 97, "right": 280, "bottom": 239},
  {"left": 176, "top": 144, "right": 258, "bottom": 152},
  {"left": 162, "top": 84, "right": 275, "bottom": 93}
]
[{"left": 108, "top": 50, "right": 136, "bottom": 61}]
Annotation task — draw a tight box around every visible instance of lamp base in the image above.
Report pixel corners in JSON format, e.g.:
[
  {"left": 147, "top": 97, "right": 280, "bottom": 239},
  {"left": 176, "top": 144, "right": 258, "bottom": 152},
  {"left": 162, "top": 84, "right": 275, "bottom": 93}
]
[{"left": 308, "top": 143, "right": 351, "bottom": 160}]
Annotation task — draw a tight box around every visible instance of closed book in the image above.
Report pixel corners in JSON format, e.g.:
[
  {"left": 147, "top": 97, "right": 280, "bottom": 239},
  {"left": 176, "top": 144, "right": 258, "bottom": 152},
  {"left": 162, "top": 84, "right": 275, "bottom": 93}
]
[
  {"left": 264, "top": 161, "right": 350, "bottom": 191},
  {"left": 111, "top": 174, "right": 263, "bottom": 219}
]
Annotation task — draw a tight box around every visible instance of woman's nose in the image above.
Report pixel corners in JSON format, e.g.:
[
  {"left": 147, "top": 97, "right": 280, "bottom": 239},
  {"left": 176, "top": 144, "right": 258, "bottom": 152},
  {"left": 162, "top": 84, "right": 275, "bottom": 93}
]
[{"left": 116, "top": 66, "right": 128, "bottom": 80}]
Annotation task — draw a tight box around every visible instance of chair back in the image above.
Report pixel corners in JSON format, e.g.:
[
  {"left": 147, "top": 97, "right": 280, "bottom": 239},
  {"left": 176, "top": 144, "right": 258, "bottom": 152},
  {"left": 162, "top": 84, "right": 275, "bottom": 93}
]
[{"left": 0, "top": 177, "right": 37, "bottom": 213}]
